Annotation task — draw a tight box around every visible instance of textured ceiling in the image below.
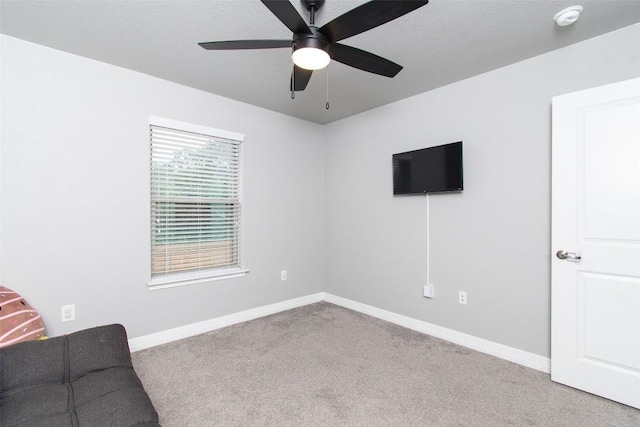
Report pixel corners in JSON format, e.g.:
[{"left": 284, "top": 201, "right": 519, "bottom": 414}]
[{"left": 1, "top": 0, "right": 639, "bottom": 124}]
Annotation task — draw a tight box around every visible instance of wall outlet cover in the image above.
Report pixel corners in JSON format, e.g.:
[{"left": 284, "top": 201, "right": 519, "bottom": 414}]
[
  {"left": 61, "top": 304, "right": 75, "bottom": 322},
  {"left": 423, "top": 284, "right": 434, "bottom": 298},
  {"left": 458, "top": 291, "right": 468, "bottom": 305}
]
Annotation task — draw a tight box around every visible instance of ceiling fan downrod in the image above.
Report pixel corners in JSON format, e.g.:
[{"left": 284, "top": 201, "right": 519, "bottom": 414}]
[{"left": 302, "top": 0, "right": 325, "bottom": 25}]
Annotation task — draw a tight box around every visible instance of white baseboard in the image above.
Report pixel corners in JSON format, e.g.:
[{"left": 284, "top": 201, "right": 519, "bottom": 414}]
[
  {"left": 322, "top": 293, "right": 550, "bottom": 373},
  {"left": 128, "top": 293, "right": 324, "bottom": 352},
  {"left": 129, "top": 291, "right": 550, "bottom": 374}
]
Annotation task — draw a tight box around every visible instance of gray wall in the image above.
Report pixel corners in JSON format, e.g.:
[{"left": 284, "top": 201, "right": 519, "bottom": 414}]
[
  {"left": 323, "top": 24, "right": 640, "bottom": 357},
  {"left": 0, "top": 35, "right": 325, "bottom": 338}
]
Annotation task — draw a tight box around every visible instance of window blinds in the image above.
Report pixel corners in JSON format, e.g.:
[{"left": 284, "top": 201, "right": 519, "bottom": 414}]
[{"left": 150, "top": 122, "right": 242, "bottom": 283}]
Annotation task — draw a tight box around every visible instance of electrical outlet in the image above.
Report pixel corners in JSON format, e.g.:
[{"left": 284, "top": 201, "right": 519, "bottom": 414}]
[
  {"left": 61, "top": 304, "right": 75, "bottom": 322},
  {"left": 281, "top": 270, "right": 287, "bottom": 281},
  {"left": 458, "top": 291, "right": 467, "bottom": 305}
]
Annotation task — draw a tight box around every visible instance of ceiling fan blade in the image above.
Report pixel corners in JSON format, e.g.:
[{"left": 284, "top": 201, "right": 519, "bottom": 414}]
[
  {"left": 199, "top": 40, "right": 292, "bottom": 50},
  {"left": 291, "top": 66, "right": 313, "bottom": 91},
  {"left": 320, "top": 0, "right": 428, "bottom": 42},
  {"left": 330, "top": 43, "right": 402, "bottom": 77},
  {"left": 261, "top": 0, "right": 312, "bottom": 35}
]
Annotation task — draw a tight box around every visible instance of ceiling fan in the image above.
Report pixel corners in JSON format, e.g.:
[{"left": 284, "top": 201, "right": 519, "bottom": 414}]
[{"left": 199, "top": 0, "right": 429, "bottom": 94}]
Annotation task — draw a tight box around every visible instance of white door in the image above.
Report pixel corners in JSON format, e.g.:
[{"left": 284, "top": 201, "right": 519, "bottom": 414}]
[{"left": 551, "top": 77, "right": 640, "bottom": 408}]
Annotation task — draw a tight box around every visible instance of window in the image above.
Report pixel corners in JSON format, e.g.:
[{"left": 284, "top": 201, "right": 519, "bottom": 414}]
[{"left": 149, "top": 117, "right": 245, "bottom": 289}]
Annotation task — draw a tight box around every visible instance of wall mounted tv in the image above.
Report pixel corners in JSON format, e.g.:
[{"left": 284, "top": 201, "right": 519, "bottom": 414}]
[{"left": 392, "top": 141, "right": 463, "bottom": 195}]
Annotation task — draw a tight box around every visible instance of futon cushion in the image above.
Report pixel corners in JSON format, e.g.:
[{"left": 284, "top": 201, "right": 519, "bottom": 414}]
[{"left": 0, "top": 324, "right": 159, "bottom": 427}]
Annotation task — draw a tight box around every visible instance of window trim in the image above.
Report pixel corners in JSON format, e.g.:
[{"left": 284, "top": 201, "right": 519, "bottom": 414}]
[
  {"left": 150, "top": 116, "right": 244, "bottom": 142},
  {"left": 148, "top": 268, "right": 249, "bottom": 291},
  {"left": 148, "top": 116, "right": 247, "bottom": 290}
]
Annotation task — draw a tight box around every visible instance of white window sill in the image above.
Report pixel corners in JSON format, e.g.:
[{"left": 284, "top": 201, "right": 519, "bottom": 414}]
[{"left": 148, "top": 268, "right": 249, "bottom": 290}]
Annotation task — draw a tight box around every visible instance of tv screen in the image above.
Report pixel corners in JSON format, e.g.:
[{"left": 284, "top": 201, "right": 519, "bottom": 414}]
[{"left": 393, "top": 141, "right": 463, "bottom": 195}]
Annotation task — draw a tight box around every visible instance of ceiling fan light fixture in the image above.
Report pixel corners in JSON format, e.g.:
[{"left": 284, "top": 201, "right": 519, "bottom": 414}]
[{"left": 292, "top": 47, "right": 330, "bottom": 70}]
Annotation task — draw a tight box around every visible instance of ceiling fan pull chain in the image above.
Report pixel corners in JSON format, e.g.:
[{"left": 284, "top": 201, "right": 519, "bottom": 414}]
[
  {"left": 291, "top": 68, "right": 296, "bottom": 99},
  {"left": 325, "top": 65, "right": 330, "bottom": 110}
]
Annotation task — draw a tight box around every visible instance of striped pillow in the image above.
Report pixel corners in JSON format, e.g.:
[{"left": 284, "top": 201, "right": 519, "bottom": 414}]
[{"left": 0, "top": 286, "right": 45, "bottom": 348}]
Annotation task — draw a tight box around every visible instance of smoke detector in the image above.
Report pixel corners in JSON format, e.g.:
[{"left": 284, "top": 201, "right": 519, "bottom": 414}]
[{"left": 554, "top": 5, "right": 583, "bottom": 26}]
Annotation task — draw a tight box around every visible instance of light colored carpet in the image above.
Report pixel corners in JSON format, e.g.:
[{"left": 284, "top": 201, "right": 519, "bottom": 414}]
[{"left": 132, "top": 302, "right": 640, "bottom": 426}]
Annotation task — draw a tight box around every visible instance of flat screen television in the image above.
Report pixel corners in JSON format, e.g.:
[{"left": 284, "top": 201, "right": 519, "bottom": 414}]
[{"left": 393, "top": 141, "right": 463, "bottom": 195}]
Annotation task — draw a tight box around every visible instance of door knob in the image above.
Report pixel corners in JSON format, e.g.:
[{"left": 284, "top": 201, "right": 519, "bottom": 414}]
[{"left": 556, "top": 250, "right": 582, "bottom": 262}]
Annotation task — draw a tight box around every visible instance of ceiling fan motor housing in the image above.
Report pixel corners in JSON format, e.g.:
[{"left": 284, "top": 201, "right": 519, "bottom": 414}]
[{"left": 293, "top": 26, "right": 330, "bottom": 54}]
